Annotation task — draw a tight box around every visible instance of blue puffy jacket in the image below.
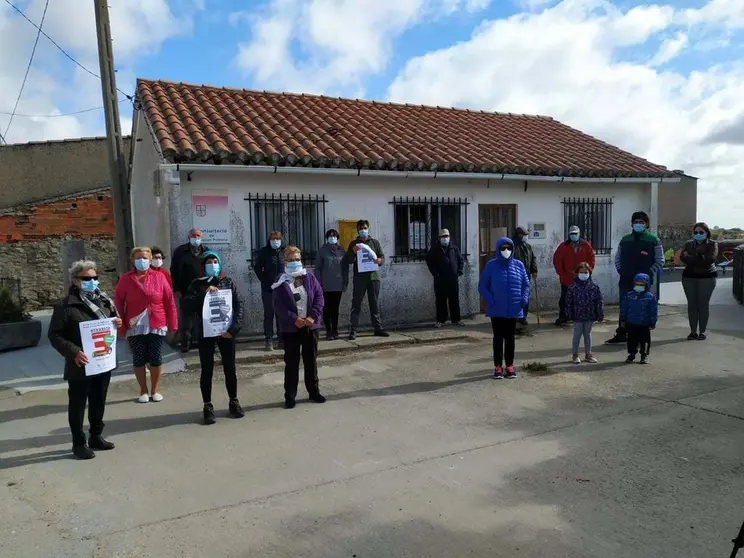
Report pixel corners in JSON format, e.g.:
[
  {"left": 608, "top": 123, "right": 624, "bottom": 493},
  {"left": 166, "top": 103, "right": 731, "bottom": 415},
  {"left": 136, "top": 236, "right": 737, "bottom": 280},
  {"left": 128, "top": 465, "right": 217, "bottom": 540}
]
[
  {"left": 478, "top": 237, "right": 530, "bottom": 319},
  {"left": 619, "top": 273, "right": 658, "bottom": 327}
]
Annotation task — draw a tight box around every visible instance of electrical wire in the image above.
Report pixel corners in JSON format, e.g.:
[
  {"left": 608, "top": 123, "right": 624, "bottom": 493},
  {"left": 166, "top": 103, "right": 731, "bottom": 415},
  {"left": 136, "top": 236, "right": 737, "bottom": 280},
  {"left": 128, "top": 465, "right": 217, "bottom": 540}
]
[
  {"left": 3, "top": 0, "right": 50, "bottom": 140},
  {"left": 0, "top": 98, "right": 131, "bottom": 118}
]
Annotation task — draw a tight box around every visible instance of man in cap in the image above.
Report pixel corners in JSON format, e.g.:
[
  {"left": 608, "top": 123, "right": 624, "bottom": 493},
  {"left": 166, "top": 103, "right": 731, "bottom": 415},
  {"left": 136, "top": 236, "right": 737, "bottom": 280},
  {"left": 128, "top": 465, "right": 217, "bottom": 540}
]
[
  {"left": 605, "top": 211, "right": 664, "bottom": 344},
  {"left": 552, "top": 225, "right": 596, "bottom": 326},
  {"left": 426, "top": 228, "right": 465, "bottom": 327},
  {"left": 512, "top": 226, "right": 538, "bottom": 326}
]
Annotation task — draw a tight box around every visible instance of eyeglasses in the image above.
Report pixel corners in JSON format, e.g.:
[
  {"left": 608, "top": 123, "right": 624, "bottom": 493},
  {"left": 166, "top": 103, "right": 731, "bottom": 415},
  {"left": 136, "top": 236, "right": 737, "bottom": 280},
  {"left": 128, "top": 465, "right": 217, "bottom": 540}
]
[
  {"left": 694, "top": 230, "right": 705, "bottom": 235},
  {"left": 79, "top": 276, "right": 99, "bottom": 281}
]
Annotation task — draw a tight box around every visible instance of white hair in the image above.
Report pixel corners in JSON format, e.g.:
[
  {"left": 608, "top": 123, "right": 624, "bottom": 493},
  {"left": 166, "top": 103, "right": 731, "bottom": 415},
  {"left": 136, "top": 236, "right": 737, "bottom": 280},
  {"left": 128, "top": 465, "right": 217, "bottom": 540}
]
[{"left": 69, "top": 260, "right": 98, "bottom": 283}]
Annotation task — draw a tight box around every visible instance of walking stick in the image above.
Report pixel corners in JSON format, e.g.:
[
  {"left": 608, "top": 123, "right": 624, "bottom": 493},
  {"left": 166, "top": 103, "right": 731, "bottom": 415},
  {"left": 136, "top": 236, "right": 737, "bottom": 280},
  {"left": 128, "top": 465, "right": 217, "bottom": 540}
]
[{"left": 534, "top": 277, "right": 541, "bottom": 326}]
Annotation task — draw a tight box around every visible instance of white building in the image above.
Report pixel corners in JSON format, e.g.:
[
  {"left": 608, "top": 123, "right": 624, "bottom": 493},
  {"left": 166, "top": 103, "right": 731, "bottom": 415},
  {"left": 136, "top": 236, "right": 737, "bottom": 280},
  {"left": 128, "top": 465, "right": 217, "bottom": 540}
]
[{"left": 128, "top": 79, "right": 681, "bottom": 334}]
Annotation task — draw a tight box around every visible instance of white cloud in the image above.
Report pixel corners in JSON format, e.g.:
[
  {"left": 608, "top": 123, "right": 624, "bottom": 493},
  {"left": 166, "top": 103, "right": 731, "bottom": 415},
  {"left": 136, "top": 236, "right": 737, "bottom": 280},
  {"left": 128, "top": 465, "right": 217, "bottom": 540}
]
[
  {"left": 649, "top": 32, "right": 688, "bottom": 66},
  {"left": 386, "top": 0, "right": 744, "bottom": 227}
]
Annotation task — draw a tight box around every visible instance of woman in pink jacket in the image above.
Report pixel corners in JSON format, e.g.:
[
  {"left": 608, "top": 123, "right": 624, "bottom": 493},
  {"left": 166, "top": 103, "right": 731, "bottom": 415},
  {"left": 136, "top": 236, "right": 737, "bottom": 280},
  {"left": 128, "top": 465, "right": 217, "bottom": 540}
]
[{"left": 115, "top": 246, "right": 178, "bottom": 403}]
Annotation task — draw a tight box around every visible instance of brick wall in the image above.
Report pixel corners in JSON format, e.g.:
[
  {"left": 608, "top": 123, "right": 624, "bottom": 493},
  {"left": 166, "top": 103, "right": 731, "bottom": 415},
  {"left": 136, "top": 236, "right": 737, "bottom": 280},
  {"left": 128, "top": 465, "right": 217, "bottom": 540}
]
[{"left": 0, "top": 190, "right": 118, "bottom": 310}]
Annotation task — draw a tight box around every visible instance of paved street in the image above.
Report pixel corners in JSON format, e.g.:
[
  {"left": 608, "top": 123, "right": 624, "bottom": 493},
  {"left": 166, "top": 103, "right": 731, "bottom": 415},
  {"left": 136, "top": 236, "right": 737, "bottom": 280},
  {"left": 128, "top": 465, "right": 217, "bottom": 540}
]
[{"left": 1, "top": 298, "right": 743, "bottom": 557}]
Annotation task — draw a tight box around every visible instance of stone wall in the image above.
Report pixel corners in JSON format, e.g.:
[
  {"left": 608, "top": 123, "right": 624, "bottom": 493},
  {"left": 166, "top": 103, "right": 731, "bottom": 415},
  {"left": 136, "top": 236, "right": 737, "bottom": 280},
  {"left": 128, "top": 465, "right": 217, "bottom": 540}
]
[{"left": 0, "top": 190, "right": 117, "bottom": 310}]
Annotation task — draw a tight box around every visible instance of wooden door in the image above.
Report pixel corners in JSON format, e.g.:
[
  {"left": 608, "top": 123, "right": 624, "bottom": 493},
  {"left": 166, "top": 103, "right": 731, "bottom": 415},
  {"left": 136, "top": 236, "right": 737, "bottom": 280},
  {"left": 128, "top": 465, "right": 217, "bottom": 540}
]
[{"left": 478, "top": 205, "right": 517, "bottom": 310}]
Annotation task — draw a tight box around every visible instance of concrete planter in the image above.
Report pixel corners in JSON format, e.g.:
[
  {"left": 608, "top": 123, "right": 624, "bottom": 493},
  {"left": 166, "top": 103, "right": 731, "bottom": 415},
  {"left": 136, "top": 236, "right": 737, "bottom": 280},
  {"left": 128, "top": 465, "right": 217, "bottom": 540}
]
[{"left": 0, "top": 319, "right": 42, "bottom": 352}]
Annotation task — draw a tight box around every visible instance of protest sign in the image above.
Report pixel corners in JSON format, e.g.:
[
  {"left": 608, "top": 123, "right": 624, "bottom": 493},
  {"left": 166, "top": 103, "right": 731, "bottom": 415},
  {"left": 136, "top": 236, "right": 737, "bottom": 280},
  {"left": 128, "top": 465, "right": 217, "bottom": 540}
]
[
  {"left": 357, "top": 243, "right": 380, "bottom": 273},
  {"left": 79, "top": 318, "right": 118, "bottom": 376},
  {"left": 202, "top": 289, "right": 233, "bottom": 337}
]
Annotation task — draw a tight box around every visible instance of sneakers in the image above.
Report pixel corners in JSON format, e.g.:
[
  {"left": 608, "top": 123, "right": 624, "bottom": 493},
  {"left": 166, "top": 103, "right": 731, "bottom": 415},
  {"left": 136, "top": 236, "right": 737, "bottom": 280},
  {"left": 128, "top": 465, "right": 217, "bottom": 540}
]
[
  {"left": 137, "top": 393, "right": 150, "bottom": 403},
  {"left": 203, "top": 403, "right": 216, "bottom": 425},
  {"left": 605, "top": 335, "right": 626, "bottom": 345},
  {"left": 493, "top": 366, "right": 504, "bottom": 379},
  {"left": 572, "top": 355, "right": 581, "bottom": 365},
  {"left": 640, "top": 354, "right": 649, "bottom": 365},
  {"left": 151, "top": 392, "right": 163, "bottom": 403},
  {"left": 687, "top": 332, "right": 699, "bottom": 340},
  {"left": 88, "top": 435, "right": 115, "bottom": 451},
  {"left": 72, "top": 445, "right": 95, "bottom": 460},
  {"left": 455, "top": 321, "right": 466, "bottom": 327},
  {"left": 229, "top": 398, "right": 245, "bottom": 418},
  {"left": 625, "top": 354, "right": 635, "bottom": 364},
  {"left": 505, "top": 366, "right": 517, "bottom": 379},
  {"left": 285, "top": 398, "right": 296, "bottom": 409},
  {"left": 374, "top": 329, "right": 390, "bottom": 337},
  {"left": 434, "top": 322, "right": 444, "bottom": 328},
  {"left": 585, "top": 355, "right": 599, "bottom": 364},
  {"left": 310, "top": 393, "right": 327, "bottom": 404}
]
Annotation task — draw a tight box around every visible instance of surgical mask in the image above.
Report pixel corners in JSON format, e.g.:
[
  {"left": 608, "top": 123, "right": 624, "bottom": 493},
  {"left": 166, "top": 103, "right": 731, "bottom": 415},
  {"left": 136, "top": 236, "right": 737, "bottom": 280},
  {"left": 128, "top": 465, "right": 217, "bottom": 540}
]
[
  {"left": 270, "top": 239, "right": 281, "bottom": 249},
  {"left": 578, "top": 273, "right": 590, "bottom": 281},
  {"left": 286, "top": 261, "right": 303, "bottom": 276},
  {"left": 501, "top": 248, "right": 512, "bottom": 259},
  {"left": 634, "top": 285, "right": 645, "bottom": 293},
  {"left": 358, "top": 229, "right": 369, "bottom": 238},
  {"left": 151, "top": 257, "right": 163, "bottom": 268},
  {"left": 134, "top": 258, "right": 150, "bottom": 271},
  {"left": 205, "top": 263, "right": 220, "bottom": 277},
  {"left": 569, "top": 234, "right": 579, "bottom": 242},
  {"left": 80, "top": 279, "right": 99, "bottom": 293},
  {"left": 440, "top": 237, "right": 450, "bottom": 246},
  {"left": 189, "top": 237, "right": 202, "bottom": 247},
  {"left": 327, "top": 237, "right": 338, "bottom": 245},
  {"left": 693, "top": 233, "right": 706, "bottom": 242},
  {"left": 632, "top": 224, "right": 646, "bottom": 234}
]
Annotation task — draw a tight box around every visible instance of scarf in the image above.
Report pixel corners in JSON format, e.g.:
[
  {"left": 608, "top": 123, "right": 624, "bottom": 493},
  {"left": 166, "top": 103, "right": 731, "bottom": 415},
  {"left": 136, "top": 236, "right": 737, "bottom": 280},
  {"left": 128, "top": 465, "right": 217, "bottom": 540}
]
[
  {"left": 271, "top": 268, "right": 307, "bottom": 290},
  {"left": 78, "top": 288, "right": 116, "bottom": 320}
]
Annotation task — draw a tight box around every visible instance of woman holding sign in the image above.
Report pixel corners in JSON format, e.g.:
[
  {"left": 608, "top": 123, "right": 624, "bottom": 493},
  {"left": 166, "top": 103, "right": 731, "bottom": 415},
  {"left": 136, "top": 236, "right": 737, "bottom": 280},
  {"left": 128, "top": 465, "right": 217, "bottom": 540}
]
[
  {"left": 48, "top": 260, "right": 122, "bottom": 460},
  {"left": 185, "top": 250, "right": 245, "bottom": 425}
]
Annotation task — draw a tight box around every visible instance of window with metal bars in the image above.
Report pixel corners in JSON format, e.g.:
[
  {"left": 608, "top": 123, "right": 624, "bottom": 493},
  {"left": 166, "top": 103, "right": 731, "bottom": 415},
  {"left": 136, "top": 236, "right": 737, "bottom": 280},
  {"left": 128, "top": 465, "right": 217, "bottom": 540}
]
[
  {"left": 245, "top": 194, "right": 328, "bottom": 265},
  {"left": 561, "top": 197, "right": 613, "bottom": 254},
  {"left": 389, "top": 196, "right": 470, "bottom": 262}
]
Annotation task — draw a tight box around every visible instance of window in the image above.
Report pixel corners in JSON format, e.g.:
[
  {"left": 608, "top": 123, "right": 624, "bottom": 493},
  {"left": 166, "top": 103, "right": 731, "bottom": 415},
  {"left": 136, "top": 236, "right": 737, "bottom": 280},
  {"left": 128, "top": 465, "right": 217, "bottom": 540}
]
[
  {"left": 390, "top": 196, "right": 470, "bottom": 262},
  {"left": 561, "top": 197, "right": 613, "bottom": 254},
  {"left": 245, "top": 194, "right": 328, "bottom": 265}
]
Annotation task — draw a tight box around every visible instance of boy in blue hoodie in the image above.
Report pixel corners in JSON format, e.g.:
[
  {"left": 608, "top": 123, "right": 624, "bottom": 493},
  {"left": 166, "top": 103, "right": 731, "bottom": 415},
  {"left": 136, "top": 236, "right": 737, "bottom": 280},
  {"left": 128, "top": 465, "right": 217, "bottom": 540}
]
[{"left": 619, "top": 273, "right": 658, "bottom": 364}]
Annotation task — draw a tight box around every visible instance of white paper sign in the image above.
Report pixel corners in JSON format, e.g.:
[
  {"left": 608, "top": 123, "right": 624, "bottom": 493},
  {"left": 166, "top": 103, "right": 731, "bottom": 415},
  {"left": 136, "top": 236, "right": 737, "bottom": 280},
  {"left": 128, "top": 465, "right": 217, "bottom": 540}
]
[
  {"left": 202, "top": 289, "right": 233, "bottom": 338},
  {"left": 79, "top": 318, "right": 118, "bottom": 376},
  {"left": 357, "top": 243, "right": 380, "bottom": 273}
]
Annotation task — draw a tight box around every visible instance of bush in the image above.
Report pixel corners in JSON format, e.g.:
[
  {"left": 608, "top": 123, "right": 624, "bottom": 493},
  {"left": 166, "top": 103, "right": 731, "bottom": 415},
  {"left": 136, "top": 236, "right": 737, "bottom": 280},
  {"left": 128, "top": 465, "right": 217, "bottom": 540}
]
[{"left": 0, "top": 288, "right": 31, "bottom": 324}]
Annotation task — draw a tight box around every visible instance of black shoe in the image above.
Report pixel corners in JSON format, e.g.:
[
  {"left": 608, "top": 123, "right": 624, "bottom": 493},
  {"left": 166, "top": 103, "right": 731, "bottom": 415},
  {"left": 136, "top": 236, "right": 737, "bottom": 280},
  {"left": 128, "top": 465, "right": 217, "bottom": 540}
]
[
  {"left": 687, "top": 332, "right": 699, "bottom": 340},
  {"left": 72, "top": 445, "right": 95, "bottom": 460},
  {"left": 519, "top": 319, "right": 529, "bottom": 326},
  {"left": 309, "top": 393, "right": 327, "bottom": 404},
  {"left": 606, "top": 335, "right": 627, "bottom": 345},
  {"left": 625, "top": 355, "right": 635, "bottom": 364},
  {"left": 332, "top": 331, "right": 340, "bottom": 340},
  {"left": 374, "top": 329, "right": 390, "bottom": 337},
  {"left": 228, "top": 399, "right": 245, "bottom": 418},
  {"left": 203, "top": 403, "right": 216, "bottom": 425},
  {"left": 190, "top": 341, "right": 199, "bottom": 350},
  {"left": 88, "top": 435, "right": 115, "bottom": 451},
  {"left": 325, "top": 332, "right": 333, "bottom": 341},
  {"left": 180, "top": 346, "right": 190, "bottom": 354},
  {"left": 554, "top": 318, "right": 565, "bottom": 327},
  {"left": 640, "top": 354, "right": 649, "bottom": 364},
  {"left": 276, "top": 340, "right": 284, "bottom": 350},
  {"left": 348, "top": 331, "right": 356, "bottom": 341},
  {"left": 697, "top": 333, "right": 707, "bottom": 341},
  {"left": 285, "top": 398, "right": 296, "bottom": 409}
]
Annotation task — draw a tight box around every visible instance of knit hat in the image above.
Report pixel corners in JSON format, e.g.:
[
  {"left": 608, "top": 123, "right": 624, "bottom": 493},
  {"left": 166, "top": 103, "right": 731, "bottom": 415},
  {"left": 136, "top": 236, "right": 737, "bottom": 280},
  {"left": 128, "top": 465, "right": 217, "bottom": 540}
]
[
  {"left": 201, "top": 250, "right": 222, "bottom": 268},
  {"left": 515, "top": 226, "right": 528, "bottom": 236},
  {"left": 631, "top": 211, "right": 649, "bottom": 225}
]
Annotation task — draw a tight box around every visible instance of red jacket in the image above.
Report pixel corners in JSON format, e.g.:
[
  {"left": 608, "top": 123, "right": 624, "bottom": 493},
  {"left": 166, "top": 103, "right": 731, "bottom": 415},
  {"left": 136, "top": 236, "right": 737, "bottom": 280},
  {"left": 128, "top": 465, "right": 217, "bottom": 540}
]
[
  {"left": 553, "top": 239, "right": 596, "bottom": 287},
  {"left": 152, "top": 267, "right": 173, "bottom": 288},
  {"left": 114, "top": 269, "right": 178, "bottom": 336}
]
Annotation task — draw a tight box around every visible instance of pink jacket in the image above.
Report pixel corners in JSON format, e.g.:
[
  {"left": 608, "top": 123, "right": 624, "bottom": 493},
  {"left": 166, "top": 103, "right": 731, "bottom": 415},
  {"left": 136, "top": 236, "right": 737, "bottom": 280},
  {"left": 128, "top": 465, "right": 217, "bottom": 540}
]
[{"left": 114, "top": 269, "right": 178, "bottom": 336}]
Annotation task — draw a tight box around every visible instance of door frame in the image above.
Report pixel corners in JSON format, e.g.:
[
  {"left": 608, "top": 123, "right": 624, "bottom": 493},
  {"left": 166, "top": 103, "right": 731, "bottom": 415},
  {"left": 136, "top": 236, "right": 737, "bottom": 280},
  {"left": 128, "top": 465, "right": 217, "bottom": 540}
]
[{"left": 478, "top": 204, "right": 519, "bottom": 311}]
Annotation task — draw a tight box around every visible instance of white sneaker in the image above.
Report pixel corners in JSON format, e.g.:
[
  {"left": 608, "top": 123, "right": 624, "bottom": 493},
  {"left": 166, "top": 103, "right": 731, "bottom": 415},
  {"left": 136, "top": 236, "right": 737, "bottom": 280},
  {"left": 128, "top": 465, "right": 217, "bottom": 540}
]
[
  {"left": 572, "top": 356, "right": 581, "bottom": 365},
  {"left": 137, "top": 393, "right": 150, "bottom": 403},
  {"left": 151, "top": 392, "right": 164, "bottom": 402},
  {"left": 434, "top": 322, "right": 443, "bottom": 328}
]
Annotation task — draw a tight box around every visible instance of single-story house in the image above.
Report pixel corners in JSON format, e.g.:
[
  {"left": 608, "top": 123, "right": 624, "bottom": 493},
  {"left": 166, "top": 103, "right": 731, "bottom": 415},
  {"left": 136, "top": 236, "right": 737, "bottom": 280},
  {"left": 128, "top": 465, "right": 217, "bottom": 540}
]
[{"left": 128, "top": 79, "right": 681, "bottom": 333}]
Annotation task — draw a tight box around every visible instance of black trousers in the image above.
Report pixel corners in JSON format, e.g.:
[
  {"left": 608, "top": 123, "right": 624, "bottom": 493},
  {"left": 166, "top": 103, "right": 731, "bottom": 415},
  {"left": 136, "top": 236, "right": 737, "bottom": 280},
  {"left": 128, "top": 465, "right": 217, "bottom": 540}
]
[
  {"left": 262, "top": 290, "right": 281, "bottom": 340},
  {"left": 198, "top": 336, "right": 238, "bottom": 403},
  {"left": 490, "top": 318, "right": 517, "bottom": 367},
  {"left": 178, "top": 296, "right": 199, "bottom": 349},
  {"left": 627, "top": 325, "right": 651, "bottom": 356},
  {"left": 434, "top": 277, "right": 461, "bottom": 323},
  {"left": 615, "top": 280, "right": 634, "bottom": 338},
  {"left": 68, "top": 372, "right": 111, "bottom": 446},
  {"left": 557, "top": 285, "right": 569, "bottom": 323},
  {"left": 323, "top": 291, "right": 343, "bottom": 333},
  {"left": 282, "top": 329, "right": 320, "bottom": 400},
  {"left": 350, "top": 276, "right": 382, "bottom": 331}
]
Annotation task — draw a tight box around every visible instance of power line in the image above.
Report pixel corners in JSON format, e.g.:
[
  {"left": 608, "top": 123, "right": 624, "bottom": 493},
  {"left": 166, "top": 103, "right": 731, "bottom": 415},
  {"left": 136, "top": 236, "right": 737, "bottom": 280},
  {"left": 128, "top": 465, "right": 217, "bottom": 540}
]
[
  {"left": 2, "top": 0, "right": 133, "bottom": 100},
  {"left": 3, "top": 0, "right": 49, "bottom": 139},
  {"left": 0, "top": 98, "right": 131, "bottom": 118}
]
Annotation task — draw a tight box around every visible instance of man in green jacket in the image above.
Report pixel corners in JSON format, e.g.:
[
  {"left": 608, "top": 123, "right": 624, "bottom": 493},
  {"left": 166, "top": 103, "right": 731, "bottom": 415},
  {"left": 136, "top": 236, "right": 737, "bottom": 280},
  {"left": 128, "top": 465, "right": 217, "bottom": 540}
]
[
  {"left": 346, "top": 219, "right": 389, "bottom": 340},
  {"left": 512, "top": 226, "right": 538, "bottom": 326}
]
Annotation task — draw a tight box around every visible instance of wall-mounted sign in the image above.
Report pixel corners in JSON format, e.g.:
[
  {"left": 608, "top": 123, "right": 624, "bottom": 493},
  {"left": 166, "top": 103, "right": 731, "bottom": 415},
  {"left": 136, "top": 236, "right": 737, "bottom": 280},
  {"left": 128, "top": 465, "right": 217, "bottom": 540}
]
[
  {"left": 192, "top": 190, "right": 230, "bottom": 244},
  {"left": 528, "top": 222, "right": 546, "bottom": 240}
]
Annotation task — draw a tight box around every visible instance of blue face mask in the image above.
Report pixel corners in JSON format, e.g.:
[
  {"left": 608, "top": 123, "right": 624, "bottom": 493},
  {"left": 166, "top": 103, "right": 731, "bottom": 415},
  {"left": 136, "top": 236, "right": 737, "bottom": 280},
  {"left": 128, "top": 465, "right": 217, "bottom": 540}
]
[
  {"left": 440, "top": 237, "right": 450, "bottom": 246},
  {"left": 634, "top": 285, "right": 645, "bottom": 293},
  {"left": 632, "top": 224, "right": 646, "bottom": 234},
  {"left": 80, "top": 279, "right": 99, "bottom": 293},
  {"left": 189, "top": 237, "right": 201, "bottom": 247},
  {"left": 270, "top": 239, "right": 281, "bottom": 249},
  {"left": 693, "top": 233, "right": 706, "bottom": 242},
  {"left": 358, "top": 229, "right": 369, "bottom": 238},
  {"left": 286, "top": 261, "right": 303, "bottom": 274},
  {"left": 134, "top": 258, "right": 150, "bottom": 271},
  {"left": 569, "top": 234, "right": 579, "bottom": 242},
  {"left": 327, "top": 237, "right": 338, "bottom": 245},
  {"left": 205, "top": 262, "right": 220, "bottom": 277},
  {"left": 578, "top": 273, "right": 590, "bottom": 281}
]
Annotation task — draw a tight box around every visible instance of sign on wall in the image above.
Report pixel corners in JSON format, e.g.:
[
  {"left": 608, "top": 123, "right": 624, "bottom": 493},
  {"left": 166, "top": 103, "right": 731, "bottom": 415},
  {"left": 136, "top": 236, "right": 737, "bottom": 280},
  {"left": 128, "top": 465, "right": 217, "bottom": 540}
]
[{"left": 192, "top": 190, "right": 230, "bottom": 244}]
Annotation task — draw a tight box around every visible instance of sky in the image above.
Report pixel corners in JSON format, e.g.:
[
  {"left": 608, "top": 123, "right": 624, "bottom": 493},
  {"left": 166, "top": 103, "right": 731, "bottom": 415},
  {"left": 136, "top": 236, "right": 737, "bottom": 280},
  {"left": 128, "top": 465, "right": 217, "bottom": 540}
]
[{"left": 1, "top": 0, "right": 743, "bottom": 228}]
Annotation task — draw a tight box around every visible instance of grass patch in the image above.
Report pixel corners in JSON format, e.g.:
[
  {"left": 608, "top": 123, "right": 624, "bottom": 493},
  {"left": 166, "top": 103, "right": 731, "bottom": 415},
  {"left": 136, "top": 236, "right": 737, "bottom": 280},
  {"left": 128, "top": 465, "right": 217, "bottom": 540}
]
[{"left": 523, "top": 361, "right": 550, "bottom": 375}]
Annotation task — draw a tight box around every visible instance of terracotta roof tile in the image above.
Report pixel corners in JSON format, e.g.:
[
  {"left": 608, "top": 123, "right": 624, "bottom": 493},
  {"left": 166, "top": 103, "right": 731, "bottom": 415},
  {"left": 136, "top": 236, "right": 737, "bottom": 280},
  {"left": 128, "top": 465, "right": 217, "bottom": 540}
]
[{"left": 136, "top": 79, "right": 673, "bottom": 178}]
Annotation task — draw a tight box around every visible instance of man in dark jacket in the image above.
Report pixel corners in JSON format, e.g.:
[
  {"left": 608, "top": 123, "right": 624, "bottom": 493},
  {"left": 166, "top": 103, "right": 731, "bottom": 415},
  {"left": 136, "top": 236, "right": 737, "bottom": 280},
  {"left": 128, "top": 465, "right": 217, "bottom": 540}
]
[
  {"left": 606, "top": 211, "right": 664, "bottom": 344},
  {"left": 254, "top": 231, "right": 285, "bottom": 350},
  {"left": 171, "top": 228, "right": 209, "bottom": 352},
  {"left": 426, "top": 228, "right": 464, "bottom": 327},
  {"left": 346, "top": 219, "right": 389, "bottom": 340},
  {"left": 512, "top": 226, "right": 538, "bottom": 326}
]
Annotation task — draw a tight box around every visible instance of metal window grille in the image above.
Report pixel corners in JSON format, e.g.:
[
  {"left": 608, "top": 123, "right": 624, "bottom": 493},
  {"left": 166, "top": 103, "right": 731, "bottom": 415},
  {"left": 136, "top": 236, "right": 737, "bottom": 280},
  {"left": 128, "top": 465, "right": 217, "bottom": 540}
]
[
  {"left": 0, "top": 277, "right": 22, "bottom": 306},
  {"left": 562, "top": 197, "right": 613, "bottom": 254},
  {"left": 389, "top": 196, "right": 470, "bottom": 263},
  {"left": 245, "top": 194, "right": 328, "bottom": 266}
]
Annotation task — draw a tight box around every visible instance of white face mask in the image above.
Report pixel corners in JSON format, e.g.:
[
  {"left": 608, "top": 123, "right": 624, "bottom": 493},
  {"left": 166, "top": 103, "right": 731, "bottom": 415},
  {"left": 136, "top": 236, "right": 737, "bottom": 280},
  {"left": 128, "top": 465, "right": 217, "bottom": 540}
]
[
  {"left": 151, "top": 257, "right": 164, "bottom": 268},
  {"left": 501, "top": 249, "right": 512, "bottom": 259}
]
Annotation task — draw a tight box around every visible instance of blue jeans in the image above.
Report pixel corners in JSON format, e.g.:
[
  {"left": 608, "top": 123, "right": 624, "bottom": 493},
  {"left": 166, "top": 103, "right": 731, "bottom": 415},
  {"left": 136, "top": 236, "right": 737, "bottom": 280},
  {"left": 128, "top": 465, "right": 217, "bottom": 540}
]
[{"left": 572, "top": 321, "right": 593, "bottom": 354}]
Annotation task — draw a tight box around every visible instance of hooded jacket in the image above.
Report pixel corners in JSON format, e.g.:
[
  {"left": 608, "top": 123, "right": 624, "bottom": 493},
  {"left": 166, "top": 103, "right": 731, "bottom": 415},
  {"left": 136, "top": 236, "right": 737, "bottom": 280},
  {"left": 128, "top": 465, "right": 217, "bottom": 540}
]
[
  {"left": 254, "top": 241, "right": 285, "bottom": 292},
  {"left": 619, "top": 273, "right": 658, "bottom": 327},
  {"left": 478, "top": 237, "right": 530, "bottom": 319},
  {"left": 184, "top": 250, "right": 245, "bottom": 338}
]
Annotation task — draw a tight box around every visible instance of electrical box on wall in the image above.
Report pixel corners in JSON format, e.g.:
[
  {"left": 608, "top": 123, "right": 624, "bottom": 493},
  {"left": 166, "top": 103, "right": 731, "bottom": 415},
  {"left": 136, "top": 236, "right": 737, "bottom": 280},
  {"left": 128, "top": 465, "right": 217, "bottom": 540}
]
[{"left": 528, "top": 223, "right": 547, "bottom": 239}]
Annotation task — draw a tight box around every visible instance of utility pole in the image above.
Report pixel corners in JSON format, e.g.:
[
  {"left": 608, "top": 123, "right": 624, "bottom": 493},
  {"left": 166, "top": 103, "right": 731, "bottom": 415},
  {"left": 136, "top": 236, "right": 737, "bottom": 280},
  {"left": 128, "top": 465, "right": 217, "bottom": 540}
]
[{"left": 94, "top": 0, "right": 132, "bottom": 277}]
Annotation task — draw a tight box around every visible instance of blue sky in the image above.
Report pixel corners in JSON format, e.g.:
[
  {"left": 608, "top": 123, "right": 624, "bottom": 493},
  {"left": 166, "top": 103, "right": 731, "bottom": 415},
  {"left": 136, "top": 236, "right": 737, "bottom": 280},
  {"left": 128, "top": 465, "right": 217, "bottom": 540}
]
[{"left": 1, "top": 0, "right": 743, "bottom": 226}]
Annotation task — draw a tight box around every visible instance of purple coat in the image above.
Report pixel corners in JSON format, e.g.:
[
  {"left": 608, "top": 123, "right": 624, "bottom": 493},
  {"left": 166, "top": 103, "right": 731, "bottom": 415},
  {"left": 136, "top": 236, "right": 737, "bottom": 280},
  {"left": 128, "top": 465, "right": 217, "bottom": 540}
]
[{"left": 272, "top": 272, "right": 325, "bottom": 332}]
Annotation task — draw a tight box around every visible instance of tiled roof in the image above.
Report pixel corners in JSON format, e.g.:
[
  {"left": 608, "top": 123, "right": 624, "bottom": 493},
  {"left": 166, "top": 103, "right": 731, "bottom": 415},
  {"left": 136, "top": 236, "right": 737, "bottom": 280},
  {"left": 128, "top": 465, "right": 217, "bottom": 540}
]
[{"left": 136, "top": 79, "right": 673, "bottom": 178}]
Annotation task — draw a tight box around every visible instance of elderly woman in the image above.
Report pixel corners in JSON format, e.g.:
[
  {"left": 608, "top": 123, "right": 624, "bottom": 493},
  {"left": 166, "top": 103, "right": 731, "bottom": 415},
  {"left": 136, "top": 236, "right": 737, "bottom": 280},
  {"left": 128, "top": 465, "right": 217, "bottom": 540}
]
[
  {"left": 48, "top": 260, "right": 122, "bottom": 460},
  {"left": 272, "top": 245, "right": 326, "bottom": 409},
  {"left": 315, "top": 228, "right": 348, "bottom": 340},
  {"left": 676, "top": 222, "right": 719, "bottom": 340},
  {"left": 115, "top": 246, "right": 178, "bottom": 403}
]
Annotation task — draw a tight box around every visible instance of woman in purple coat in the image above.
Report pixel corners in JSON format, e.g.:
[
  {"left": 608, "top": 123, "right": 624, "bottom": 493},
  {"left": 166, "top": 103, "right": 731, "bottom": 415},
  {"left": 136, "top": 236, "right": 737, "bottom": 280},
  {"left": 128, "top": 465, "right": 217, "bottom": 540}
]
[{"left": 272, "top": 245, "right": 327, "bottom": 408}]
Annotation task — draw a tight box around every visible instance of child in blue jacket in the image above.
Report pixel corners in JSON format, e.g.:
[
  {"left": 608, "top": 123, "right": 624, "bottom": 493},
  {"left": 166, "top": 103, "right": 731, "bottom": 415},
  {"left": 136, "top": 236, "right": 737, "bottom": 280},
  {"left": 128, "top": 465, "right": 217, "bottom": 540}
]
[{"left": 619, "top": 273, "right": 658, "bottom": 364}]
